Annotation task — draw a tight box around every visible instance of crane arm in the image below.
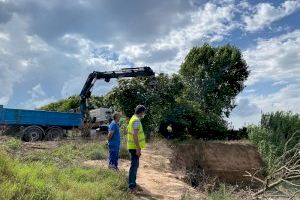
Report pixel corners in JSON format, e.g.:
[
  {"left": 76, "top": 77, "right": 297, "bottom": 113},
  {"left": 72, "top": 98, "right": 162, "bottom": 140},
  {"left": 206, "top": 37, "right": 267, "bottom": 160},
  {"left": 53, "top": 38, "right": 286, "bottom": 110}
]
[{"left": 79, "top": 67, "right": 154, "bottom": 120}]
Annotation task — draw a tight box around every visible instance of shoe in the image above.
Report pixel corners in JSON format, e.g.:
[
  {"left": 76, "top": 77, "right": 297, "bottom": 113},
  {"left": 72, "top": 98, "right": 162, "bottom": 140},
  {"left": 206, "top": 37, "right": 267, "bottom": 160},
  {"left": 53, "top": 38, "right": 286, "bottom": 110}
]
[{"left": 129, "top": 187, "right": 137, "bottom": 194}]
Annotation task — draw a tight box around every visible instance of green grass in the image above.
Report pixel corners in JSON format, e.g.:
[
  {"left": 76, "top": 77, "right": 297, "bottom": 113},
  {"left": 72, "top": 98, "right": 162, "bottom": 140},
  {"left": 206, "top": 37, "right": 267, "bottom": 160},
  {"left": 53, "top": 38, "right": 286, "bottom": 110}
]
[
  {"left": 0, "top": 142, "right": 134, "bottom": 200},
  {"left": 18, "top": 141, "right": 107, "bottom": 167},
  {"left": 0, "top": 150, "right": 133, "bottom": 200},
  {"left": 2, "top": 137, "right": 22, "bottom": 151}
]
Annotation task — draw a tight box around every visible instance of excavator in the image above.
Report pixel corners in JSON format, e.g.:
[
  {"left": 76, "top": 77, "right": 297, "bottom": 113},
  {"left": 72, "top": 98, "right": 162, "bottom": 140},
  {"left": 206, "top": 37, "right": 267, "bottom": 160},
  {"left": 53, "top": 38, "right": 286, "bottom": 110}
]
[{"left": 79, "top": 67, "right": 155, "bottom": 136}]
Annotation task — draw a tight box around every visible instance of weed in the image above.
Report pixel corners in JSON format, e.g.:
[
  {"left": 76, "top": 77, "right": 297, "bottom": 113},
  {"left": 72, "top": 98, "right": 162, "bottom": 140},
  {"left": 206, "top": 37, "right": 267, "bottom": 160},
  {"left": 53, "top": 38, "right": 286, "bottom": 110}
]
[{"left": 0, "top": 149, "right": 133, "bottom": 200}]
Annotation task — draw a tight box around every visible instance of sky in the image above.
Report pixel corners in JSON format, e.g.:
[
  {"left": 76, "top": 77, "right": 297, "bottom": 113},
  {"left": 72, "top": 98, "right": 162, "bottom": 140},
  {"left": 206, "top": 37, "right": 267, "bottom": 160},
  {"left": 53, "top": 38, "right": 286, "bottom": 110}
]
[{"left": 0, "top": 0, "right": 300, "bottom": 129}]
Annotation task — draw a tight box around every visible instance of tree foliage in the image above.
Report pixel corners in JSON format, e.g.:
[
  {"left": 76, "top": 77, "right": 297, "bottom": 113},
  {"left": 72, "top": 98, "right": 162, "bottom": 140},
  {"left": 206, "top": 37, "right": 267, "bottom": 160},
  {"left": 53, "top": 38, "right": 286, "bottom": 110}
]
[
  {"left": 107, "top": 74, "right": 184, "bottom": 133},
  {"left": 40, "top": 96, "right": 108, "bottom": 112},
  {"left": 180, "top": 44, "right": 249, "bottom": 117}
]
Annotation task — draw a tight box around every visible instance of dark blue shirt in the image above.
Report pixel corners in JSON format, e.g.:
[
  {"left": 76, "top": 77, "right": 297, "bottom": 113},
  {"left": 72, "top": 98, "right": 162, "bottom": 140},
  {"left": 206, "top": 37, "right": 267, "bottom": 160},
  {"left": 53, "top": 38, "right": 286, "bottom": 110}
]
[{"left": 108, "top": 120, "right": 121, "bottom": 150}]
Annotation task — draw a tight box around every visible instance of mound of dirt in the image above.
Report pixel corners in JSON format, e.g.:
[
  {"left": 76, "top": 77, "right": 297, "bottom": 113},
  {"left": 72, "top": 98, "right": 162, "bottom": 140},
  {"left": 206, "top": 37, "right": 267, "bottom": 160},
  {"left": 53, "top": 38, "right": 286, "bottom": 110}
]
[{"left": 172, "top": 141, "right": 264, "bottom": 184}]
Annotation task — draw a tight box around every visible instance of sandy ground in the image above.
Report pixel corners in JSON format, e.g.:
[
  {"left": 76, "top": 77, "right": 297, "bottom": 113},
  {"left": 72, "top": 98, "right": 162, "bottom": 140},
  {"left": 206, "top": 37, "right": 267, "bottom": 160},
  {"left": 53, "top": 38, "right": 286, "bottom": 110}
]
[{"left": 84, "top": 142, "right": 203, "bottom": 200}]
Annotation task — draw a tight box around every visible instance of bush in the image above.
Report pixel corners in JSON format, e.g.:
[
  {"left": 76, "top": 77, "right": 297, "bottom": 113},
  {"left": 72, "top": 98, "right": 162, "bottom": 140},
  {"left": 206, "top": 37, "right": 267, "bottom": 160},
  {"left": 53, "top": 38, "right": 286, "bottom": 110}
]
[
  {"left": 248, "top": 111, "right": 300, "bottom": 171},
  {"left": 159, "top": 102, "right": 228, "bottom": 140}
]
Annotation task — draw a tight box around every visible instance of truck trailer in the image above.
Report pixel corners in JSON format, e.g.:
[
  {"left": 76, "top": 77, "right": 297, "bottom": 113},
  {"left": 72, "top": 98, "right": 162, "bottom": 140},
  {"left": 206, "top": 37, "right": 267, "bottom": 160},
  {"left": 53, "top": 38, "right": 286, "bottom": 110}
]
[{"left": 0, "top": 105, "right": 82, "bottom": 141}]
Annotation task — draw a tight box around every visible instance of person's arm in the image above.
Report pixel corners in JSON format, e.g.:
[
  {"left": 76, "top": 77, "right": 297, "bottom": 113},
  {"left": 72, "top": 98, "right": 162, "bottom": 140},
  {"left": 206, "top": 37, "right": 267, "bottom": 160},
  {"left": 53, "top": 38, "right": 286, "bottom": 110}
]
[
  {"left": 108, "top": 124, "right": 116, "bottom": 140},
  {"left": 108, "top": 130, "right": 114, "bottom": 140},
  {"left": 133, "top": 129, "right": 140, "bottom": 149},
  {"left": 132, "top": 120, "right": 141, "bottom": 157}
]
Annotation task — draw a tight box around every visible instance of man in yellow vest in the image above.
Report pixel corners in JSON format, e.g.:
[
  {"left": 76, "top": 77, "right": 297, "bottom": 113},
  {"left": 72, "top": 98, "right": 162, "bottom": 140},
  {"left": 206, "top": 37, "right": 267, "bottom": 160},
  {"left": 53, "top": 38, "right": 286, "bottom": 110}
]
[{"left": 127, "top": 105, "right": 146, "bottom": 192}]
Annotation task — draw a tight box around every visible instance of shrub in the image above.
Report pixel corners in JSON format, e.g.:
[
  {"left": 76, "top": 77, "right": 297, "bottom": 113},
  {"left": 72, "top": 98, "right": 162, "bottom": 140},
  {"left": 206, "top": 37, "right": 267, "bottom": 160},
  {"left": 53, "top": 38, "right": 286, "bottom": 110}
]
[
  {"left": 159, "top": 102, "right": 228, "bottom": 140},
  {"left": 248, "top": 111, "right": 300, "bottom": 171}
]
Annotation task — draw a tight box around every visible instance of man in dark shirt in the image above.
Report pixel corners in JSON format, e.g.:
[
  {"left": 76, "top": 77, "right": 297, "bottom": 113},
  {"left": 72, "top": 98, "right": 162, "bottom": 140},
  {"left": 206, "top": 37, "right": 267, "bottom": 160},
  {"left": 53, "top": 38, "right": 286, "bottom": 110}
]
[{"left": 108, "top": 112, "right": 121, "bottom": 169}]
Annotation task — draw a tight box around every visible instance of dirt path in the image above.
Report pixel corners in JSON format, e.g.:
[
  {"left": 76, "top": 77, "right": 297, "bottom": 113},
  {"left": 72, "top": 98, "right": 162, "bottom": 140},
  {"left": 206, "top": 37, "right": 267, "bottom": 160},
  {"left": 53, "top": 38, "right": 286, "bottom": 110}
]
[{"left": 84, "top": 142, "right": 203, "bottom": 200}]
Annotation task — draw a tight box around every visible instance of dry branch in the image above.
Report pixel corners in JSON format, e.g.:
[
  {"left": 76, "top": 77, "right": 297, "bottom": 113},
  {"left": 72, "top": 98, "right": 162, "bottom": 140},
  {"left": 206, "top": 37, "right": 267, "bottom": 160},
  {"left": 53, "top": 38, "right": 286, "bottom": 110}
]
[{"left": 245, "top": 131, "right": 300, "bottom": 199}]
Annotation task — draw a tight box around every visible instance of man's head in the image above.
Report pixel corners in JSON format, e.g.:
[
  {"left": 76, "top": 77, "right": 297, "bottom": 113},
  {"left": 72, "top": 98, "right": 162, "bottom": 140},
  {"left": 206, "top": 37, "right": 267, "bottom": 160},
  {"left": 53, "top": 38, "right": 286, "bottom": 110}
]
[
  {"left": 135, "top": 105, "right": 146, "bottom": 119},
  {"left": 113, "top": 112, "right": 121, "bottom": 122}
]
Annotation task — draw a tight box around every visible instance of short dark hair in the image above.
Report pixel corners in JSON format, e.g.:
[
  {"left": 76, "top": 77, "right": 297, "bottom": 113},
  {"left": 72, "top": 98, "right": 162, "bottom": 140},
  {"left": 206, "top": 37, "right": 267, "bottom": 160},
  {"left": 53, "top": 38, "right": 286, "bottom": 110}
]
[
  {"left": 135, "top": 105, "right": 146, "bottom": 115},
  {"left": 113, "top": 112, "right": 120, "bottom": 120}
]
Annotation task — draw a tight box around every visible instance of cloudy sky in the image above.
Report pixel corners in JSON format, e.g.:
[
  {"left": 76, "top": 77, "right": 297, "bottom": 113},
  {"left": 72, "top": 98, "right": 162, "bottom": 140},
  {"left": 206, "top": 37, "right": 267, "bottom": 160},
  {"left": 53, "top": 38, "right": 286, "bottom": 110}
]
[{"left": 0, "top": 0, "right": 300, "bottom": 128}]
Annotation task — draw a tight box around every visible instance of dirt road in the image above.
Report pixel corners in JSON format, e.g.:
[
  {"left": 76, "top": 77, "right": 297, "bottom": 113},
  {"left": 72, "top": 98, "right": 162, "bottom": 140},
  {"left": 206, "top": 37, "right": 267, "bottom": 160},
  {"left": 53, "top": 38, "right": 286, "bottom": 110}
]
[{"left": 84, "top": 142, "right": 203, "bottom": 200}]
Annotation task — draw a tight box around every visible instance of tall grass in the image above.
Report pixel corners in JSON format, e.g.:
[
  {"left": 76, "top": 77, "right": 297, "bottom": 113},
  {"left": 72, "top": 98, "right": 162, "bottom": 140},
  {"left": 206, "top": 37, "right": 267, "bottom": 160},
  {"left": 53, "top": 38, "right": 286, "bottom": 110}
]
[
  {"left": 248, "top": 111, "right": 300, "bottom": 172},
  {"left": 16, "top": 141, "right": 107, "bottom": 167},
  {"left": 0, "top": 147, "right": 133, "bottom": 200}
]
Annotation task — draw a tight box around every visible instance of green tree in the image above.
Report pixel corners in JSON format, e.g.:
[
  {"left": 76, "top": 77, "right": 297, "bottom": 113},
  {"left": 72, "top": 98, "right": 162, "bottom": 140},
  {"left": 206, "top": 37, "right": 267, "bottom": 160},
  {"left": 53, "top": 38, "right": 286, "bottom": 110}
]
[
  {"left": 107, "top": 74, "right": 184, "bottom": 134},
  {"left": 40, "top": 95, "right": 108, "bottom": 112},
  {"left": 180, "top": 44, "right": 249, "bottom": 117}
]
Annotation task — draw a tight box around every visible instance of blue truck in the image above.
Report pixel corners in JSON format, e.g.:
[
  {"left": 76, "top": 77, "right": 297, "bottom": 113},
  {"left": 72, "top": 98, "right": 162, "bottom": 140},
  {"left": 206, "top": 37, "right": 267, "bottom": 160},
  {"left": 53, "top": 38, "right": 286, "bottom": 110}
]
[
  {"left": 0, "top": 105, "right": 82, "bottom": 141},
  {"left": 0, "top": 67, "right": 154, "bottom": 142}
]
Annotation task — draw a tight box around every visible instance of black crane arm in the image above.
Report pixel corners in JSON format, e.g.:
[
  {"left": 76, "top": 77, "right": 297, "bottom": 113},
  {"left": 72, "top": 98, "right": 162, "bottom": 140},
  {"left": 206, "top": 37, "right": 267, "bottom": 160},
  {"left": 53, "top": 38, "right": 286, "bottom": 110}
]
[{"left": 79, "top": 67, "right": 154, "bottom": 119}]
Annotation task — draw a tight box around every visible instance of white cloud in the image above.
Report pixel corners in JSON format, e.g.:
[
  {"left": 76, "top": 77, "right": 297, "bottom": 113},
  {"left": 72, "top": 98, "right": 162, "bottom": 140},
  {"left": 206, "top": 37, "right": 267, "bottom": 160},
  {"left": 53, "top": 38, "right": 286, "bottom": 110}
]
[
  {"left": 272, "top": 80, "right": 289, "bottom": 86},
  {"left": 0, "top": 31, "right": 9, "bottom": 40},
  {"left": 28, "top": 84, "right": 46, "bottom": 98},
  {"left": 252, "top": 83, "right": 300, "bottom": 113},
  {"left": 229, "top": 82, "right": 300, "bottom": 128},
  {"left": 21, "top": 84, "right": 56, "bottom": 109},
  {"left": 152, "top": 3, "right": 236, "bottom": 50},
  {"left": 244, "top": 29, "right": 300, "bottom": 85},
  {"left": 229, "top": 29, "right": 300, "bottom": 128},
  {"left": 0, "top": 96, "right": 9, "bottom": 105},
  {"left": 121, "top": 2, "right": 238, "bottom": 74},
  {"left": 243, "top": 0, "right": 300, "bottom": 32}
]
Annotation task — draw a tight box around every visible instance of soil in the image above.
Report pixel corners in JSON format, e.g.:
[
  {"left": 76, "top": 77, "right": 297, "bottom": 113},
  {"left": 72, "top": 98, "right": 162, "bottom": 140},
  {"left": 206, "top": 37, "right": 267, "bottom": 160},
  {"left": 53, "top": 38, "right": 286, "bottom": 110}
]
[
  {"left": 172, "top": 141, "right": 264, "bottom": 184},
  {"left": 84, "top": 141, "right": 204, "bottom": 200}
]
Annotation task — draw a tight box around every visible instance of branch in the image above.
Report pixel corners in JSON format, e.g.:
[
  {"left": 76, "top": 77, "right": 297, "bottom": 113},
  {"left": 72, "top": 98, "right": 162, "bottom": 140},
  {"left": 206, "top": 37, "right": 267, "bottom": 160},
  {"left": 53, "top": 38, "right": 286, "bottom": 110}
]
[
  {"left": 284, "top": 130, "right": 299, "bottom": 153},
  {"left": 289, "top": 190, "right": 300, "bottom": 200},
  {"left": 282, "top": 179, "right": 300, "bottom": 187},
  {"left": 244, "top": 171, "right": 264, "bottom": 184},
  {"left": 253, "top": 179, "right": 283, "bottom": 197}
]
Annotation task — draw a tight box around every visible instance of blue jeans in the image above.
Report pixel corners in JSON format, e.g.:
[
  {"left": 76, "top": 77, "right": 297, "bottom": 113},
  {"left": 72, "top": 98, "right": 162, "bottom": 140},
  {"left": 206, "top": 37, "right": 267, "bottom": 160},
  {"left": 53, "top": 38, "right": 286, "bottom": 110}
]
[
  {"left": 128, "top": 149, "right": 139, "bottom": 189},
  {"left": 108, "top": 149, "right": 119, "bottom": 169}
]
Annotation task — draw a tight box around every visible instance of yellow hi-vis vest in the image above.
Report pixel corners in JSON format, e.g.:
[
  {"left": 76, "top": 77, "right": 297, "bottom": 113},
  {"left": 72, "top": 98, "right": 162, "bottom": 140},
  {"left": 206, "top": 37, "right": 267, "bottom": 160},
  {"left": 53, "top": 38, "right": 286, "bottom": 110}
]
[{"left": 127, "top": 115, "right": 146, "bottom": 149}]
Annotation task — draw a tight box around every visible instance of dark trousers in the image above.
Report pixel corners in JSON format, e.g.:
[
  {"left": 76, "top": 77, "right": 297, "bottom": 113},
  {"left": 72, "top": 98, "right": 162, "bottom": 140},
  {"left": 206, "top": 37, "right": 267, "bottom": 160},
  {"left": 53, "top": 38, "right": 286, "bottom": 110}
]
[
  {"left": 108, "top": 149, "right": 119, "bottom": 169},
  {"left": 128, "top": 149, "right": 139, "bottom": 189}
]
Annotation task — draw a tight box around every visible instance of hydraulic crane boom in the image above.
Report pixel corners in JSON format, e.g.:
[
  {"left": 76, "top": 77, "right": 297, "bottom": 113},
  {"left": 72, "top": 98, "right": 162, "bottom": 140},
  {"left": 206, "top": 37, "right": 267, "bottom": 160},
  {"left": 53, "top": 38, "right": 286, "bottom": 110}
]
[{"left": 79, "top": 67, "right": 155, "bottom": 121}]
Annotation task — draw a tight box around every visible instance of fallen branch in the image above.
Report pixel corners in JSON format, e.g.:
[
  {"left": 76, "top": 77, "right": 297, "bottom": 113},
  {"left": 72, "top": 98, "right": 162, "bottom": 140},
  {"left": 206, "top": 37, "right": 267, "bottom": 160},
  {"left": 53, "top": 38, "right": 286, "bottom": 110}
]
[
  {"left": 248, "top": 131, "right": 300, "bottom": 199},
  {"left": 289, "top": 190, "right": 300, "bottom": 200}
]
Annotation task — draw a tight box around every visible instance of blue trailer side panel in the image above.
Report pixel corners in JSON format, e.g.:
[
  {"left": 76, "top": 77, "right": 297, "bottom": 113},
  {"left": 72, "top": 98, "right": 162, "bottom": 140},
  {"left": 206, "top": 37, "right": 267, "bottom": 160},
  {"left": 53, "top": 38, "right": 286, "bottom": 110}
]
[{"left": 0, "top": 106, "right": 82, "bottom": 127}]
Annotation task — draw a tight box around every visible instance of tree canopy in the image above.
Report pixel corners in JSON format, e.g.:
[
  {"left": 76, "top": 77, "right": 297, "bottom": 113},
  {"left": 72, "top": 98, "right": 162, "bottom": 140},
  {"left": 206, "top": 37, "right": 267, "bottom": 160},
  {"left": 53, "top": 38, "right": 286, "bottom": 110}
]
[{"left": 180, "top": 44, "right": 249, "bottom": 117}]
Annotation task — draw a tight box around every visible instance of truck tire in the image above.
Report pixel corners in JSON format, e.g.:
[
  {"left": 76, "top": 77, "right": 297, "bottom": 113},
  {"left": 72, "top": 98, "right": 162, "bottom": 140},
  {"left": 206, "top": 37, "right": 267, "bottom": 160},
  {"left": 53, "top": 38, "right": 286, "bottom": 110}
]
[
  {"left": 22, "top": 126, "right": 44, "bottom": 142},
  {"left": 45, "top": 127, "right": 64, "bottom": 141}
]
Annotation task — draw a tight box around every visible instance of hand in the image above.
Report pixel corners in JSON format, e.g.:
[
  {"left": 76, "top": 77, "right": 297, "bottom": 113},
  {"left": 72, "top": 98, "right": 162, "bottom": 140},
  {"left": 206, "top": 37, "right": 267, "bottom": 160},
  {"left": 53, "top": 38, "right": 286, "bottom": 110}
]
[{"left": 136, "top": 148, "right": 141, "bottom": 157}]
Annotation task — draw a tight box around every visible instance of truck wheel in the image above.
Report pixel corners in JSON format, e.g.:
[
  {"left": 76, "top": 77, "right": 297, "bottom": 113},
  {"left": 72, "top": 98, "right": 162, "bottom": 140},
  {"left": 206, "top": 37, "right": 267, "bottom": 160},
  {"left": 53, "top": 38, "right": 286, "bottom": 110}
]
[
  {"left": 45, "top": 127, "right": 64, "bottom": 141},
  {"left": 22, "top": 126, "right": 44, "bottom": 142}
]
